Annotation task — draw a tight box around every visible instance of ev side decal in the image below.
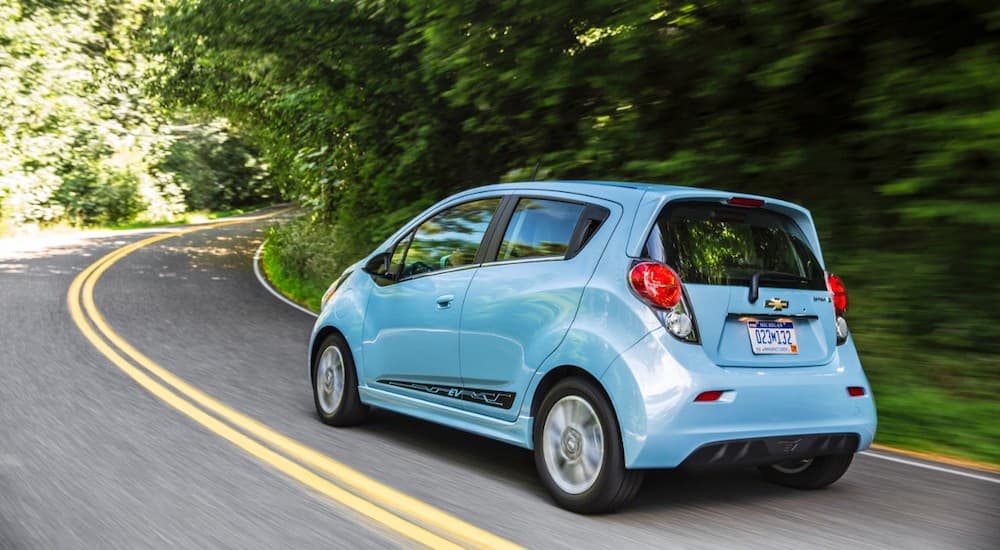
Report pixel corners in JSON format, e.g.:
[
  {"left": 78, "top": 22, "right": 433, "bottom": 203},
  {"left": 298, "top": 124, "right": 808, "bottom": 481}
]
[{"left": 378, "top": 379, "right": 516, "bottom": 409}]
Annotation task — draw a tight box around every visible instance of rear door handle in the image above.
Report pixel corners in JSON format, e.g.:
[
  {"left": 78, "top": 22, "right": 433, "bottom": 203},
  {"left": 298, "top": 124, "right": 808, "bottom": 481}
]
[{"left": 436, "top": 294, "right": 455, "bottom": 309}]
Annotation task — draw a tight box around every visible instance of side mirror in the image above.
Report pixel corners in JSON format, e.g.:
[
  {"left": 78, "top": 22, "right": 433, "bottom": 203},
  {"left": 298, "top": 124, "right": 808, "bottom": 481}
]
[{"left": 363, "top": 252, "right": 392, "bottom": 278}]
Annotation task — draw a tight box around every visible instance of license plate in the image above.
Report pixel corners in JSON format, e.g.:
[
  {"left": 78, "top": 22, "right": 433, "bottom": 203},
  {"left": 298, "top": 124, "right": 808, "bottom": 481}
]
[{"left": 747, "top": 320, "right": 798, "bottom": 354}]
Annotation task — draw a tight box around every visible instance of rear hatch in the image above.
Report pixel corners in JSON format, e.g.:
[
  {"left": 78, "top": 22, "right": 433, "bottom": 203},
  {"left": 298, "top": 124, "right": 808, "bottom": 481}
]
[{"left": 643, "top": 199, "right": 835, "bottom": 367}]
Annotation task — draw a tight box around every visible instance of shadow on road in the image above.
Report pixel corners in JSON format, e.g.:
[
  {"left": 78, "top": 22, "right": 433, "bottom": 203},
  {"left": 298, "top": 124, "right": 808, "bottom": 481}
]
[{"left": 349, "top": 407, "right": 814, "bottom": 512}]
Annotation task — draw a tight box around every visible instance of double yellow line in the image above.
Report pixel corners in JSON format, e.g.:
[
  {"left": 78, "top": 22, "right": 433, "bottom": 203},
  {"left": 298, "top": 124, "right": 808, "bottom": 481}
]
[{"left": 67, "top": 210, "right": 519, "bottom": 549}]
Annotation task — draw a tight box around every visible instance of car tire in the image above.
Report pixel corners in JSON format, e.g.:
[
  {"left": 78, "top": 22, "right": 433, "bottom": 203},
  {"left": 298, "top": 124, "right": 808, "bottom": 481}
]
[
  {"left": 758, "top": 453, "right": 854, "bottom": 490},
  {"left": 312, "top": 333, "right": 368, "bottom": 426},
  {"left": 533, "top": 377, "right": 644, "bottom": 513}
]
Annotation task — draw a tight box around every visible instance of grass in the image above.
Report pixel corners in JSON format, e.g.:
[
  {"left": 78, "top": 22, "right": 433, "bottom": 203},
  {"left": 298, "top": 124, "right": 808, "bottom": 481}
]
[
  {"left": 257, "top": 214, "right": 344, "bottom": 314},
  {"left": 869, "top": 381, "right": 999, "bottom": 463},
  {"left": 260, "top": 232, "right": 326, "bottom": 313},
  {"left": 104, "top": 217, "right": 192, "bottom": 230},
  {"left": 0, "top": 204, "right": 272, "bottom": 236},
  {"left": 106, "top": 204, "right": 270, "bottom": 229},
  {"left": 837, "top": 253, "right": 1000, "bottom": 466},
  {"left": 852, "top": 327, "right": 999, "bottom": 465}
]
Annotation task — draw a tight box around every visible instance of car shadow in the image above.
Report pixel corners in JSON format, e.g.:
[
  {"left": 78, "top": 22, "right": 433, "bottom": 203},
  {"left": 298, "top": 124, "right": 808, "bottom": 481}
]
[
  {"left": 630, "top": 468, "right": 790, "bottom": 511},
  {"left": 354, "top": 407, "right": 803, "bottom": 511},
  {"left": 359, "top": 408, "right": 539, "bottom": 486}
]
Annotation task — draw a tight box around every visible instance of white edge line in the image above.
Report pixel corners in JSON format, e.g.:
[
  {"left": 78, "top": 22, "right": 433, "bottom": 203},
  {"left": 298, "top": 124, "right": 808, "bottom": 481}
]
[
  {"left": 860, "top": 451, "right": 1000, "bottom": 484},
  {"left": 252, "top": 233, "right": 1000, "bottom": 485},
  {"left": 253, "top": 241, "right": 319, "bottom": 318}
]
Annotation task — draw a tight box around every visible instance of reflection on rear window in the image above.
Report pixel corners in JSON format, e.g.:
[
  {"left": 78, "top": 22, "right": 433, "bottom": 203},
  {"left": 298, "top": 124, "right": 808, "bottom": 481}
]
[{"left": 643, "top": 201, "right": 826, "bottom": 289}]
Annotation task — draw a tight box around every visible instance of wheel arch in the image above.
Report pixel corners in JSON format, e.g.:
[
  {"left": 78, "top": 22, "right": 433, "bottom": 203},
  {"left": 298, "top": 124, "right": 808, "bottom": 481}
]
[
  {"left": 310, "top": 325, "right": 347, "bottom": 381},
  {"left": 529, "top": 365, "right": 644, "bottom": 511},
  {"left": 530, "top": 365, "right": 620, "bottom": 428}
]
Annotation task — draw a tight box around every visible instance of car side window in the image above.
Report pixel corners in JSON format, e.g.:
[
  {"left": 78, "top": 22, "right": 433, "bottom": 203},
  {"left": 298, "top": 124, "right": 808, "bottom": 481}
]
[
  {"left": 497, "top": 198, "right": 585, "bottom": 261},
  {"left": 398, "top": 197, "right": 502, "bottom": 279}
]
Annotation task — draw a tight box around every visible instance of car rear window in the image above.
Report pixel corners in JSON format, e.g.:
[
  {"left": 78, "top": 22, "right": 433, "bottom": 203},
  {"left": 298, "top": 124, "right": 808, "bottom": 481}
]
[{"left": 642, "top": 201, "right": 826, "bottom": 290}]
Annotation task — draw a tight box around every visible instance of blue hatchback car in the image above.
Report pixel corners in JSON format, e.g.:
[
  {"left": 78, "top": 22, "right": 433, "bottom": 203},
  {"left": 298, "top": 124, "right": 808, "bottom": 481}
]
[{"left": 309, "top": 181, "right": 877, "bottom": 512}]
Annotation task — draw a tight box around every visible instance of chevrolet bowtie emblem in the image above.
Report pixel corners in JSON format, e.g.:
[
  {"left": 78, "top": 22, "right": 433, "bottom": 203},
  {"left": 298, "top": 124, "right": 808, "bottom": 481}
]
[{"left": 765, "top": 297, "right": 789, "bottom": 311}]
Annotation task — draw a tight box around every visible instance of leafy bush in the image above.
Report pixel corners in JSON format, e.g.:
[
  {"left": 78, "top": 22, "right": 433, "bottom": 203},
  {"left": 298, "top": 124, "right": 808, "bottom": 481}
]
[
  {"left": 160, "top": 121, "right": 275, "bottom": 212},
  {"left": 0, "top": 168, "right": 66, "bottom": 225},
  {"left": 56, "top": 169, "right": 145, "bottom": 226},
  {"left": 0, "top": 1, "right": 271, "bottom": 231},
  {"left": 262, "top": 216, "right": 341, "bottom": 311}
]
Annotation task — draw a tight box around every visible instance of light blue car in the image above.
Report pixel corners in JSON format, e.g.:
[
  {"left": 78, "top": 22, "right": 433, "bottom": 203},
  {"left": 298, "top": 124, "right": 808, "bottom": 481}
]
[{"left": 309, "top": 181, "right": 877, "bottom": 512}]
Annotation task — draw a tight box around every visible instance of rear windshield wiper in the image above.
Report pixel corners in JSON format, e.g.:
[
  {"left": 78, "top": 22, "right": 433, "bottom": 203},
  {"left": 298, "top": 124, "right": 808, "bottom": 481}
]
[{"left": 748, "top": 271, "right": 811, "bottom": 303}]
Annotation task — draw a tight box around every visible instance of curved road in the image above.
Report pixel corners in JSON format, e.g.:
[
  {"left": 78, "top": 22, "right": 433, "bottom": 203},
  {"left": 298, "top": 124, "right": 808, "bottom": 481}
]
[{"left": 2, "top": 208, "right": 997, "bottom": 549}]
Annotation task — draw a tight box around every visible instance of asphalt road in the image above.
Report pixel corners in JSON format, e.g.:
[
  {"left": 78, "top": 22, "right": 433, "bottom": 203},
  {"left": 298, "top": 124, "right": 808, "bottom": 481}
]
[{"left": 2, "top": 209, "right": 997, "bottom": 549}]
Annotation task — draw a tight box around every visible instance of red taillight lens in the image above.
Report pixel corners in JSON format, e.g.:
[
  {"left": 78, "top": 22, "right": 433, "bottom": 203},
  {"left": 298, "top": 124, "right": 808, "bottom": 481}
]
[
  {"left": 629, "top": 262, "right": 682, "bottom": 309},
  {"left": 727, "top": 197, "right": 765, "bottom": 208},
  {"left": 847, "top": 386, "right": 866, "bottom": 397},
  {"left": 826, "top": 272, "right": 848, "bottom": 316}
]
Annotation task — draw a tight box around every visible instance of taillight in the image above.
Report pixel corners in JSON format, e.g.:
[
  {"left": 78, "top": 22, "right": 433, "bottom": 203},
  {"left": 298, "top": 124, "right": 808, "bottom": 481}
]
[
  {"left": 629, "top": 262, "right": 682, "bottom": 309},
  {"left": 826, "top": 272, "right": 848, "bottom": 316},
  {"left": 629, "top": 261, "right": 696, "bottom": 341},
  {"left": 826, "top": 272, "right": 849, "bottom": 344}
]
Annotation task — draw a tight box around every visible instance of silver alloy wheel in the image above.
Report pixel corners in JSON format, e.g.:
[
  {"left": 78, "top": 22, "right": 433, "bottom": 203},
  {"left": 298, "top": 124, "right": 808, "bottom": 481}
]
[
  {"left": 542, "top": 395, "right": 605, "bottom": 494},
  {"left": 315, "top": 345, "right": 346, "bottom": 415},
  {"left": 771, "top": 458, "right": 814, "bottom": 474}
]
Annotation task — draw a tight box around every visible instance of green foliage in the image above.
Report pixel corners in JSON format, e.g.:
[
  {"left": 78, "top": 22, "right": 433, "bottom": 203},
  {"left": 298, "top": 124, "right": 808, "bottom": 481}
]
[
  {"left": 870, "top": 376, "right": 1000, "bottom": 464},
  {"left": 151, "top": 1, "right": 998, "bottom": 461},
  {"left": 159, "top": 121, "right": 274, "bottom": 211},
  {"left": 0, "top": 0, "right": 273, "bottom": 229},
  {"left": 0, "top": 0, "right": 173, "bottom": 226},
  {"left": 262, "top": 217, "right": 342, "bottom": 312},
  {"left": 56, "top": 168, "right": 146, "bottom": 226}
]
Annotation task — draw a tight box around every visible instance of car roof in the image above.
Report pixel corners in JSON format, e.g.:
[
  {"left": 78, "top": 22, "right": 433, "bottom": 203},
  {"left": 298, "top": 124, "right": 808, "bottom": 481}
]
[
  {"left": 458, "top": 180, "right": 802, "bottom": 208},
  {"left": 465, "top": 180, "right": 689, "bottom": 199},
  {"left": 369, "top": 179, "right": 824, "bottom": 267},
  {"left": 452, "top": 180, "right": 820, "bottom": 258}
]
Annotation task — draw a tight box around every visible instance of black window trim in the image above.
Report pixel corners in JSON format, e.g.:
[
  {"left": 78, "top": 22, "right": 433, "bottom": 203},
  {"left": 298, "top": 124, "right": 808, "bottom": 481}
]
[
  {"left": 566, "top": 203, "right": 610, "bottom": 259},
  {"left": 387, "top": 229, "right": 415, "bottom": 281}
]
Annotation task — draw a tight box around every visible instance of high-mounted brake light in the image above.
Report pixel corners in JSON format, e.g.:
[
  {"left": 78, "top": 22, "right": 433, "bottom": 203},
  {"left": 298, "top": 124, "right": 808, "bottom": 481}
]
[
  {"left": 727, "top": 197, "right": 765, "bottom": 208},
  {"left": 826, "top": 272, "right": 848, "bottom": 316},
  {"left": 629, "top": 262, "right": 682, "bottom": 309}
]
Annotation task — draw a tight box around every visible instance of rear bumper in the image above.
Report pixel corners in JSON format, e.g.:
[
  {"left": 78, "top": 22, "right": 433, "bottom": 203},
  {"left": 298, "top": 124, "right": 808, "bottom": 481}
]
[
  {"left": 680, "top": 433, "right": 859, "bottom": 468},
  {"left": 600, "top": 329, "right": 877, "bottom": 469}
]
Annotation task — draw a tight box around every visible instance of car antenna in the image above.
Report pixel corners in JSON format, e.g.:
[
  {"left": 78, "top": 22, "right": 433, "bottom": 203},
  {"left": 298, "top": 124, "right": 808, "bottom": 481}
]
[{"left": 530, "top": 160, "right": 541, "bottom": 181}]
